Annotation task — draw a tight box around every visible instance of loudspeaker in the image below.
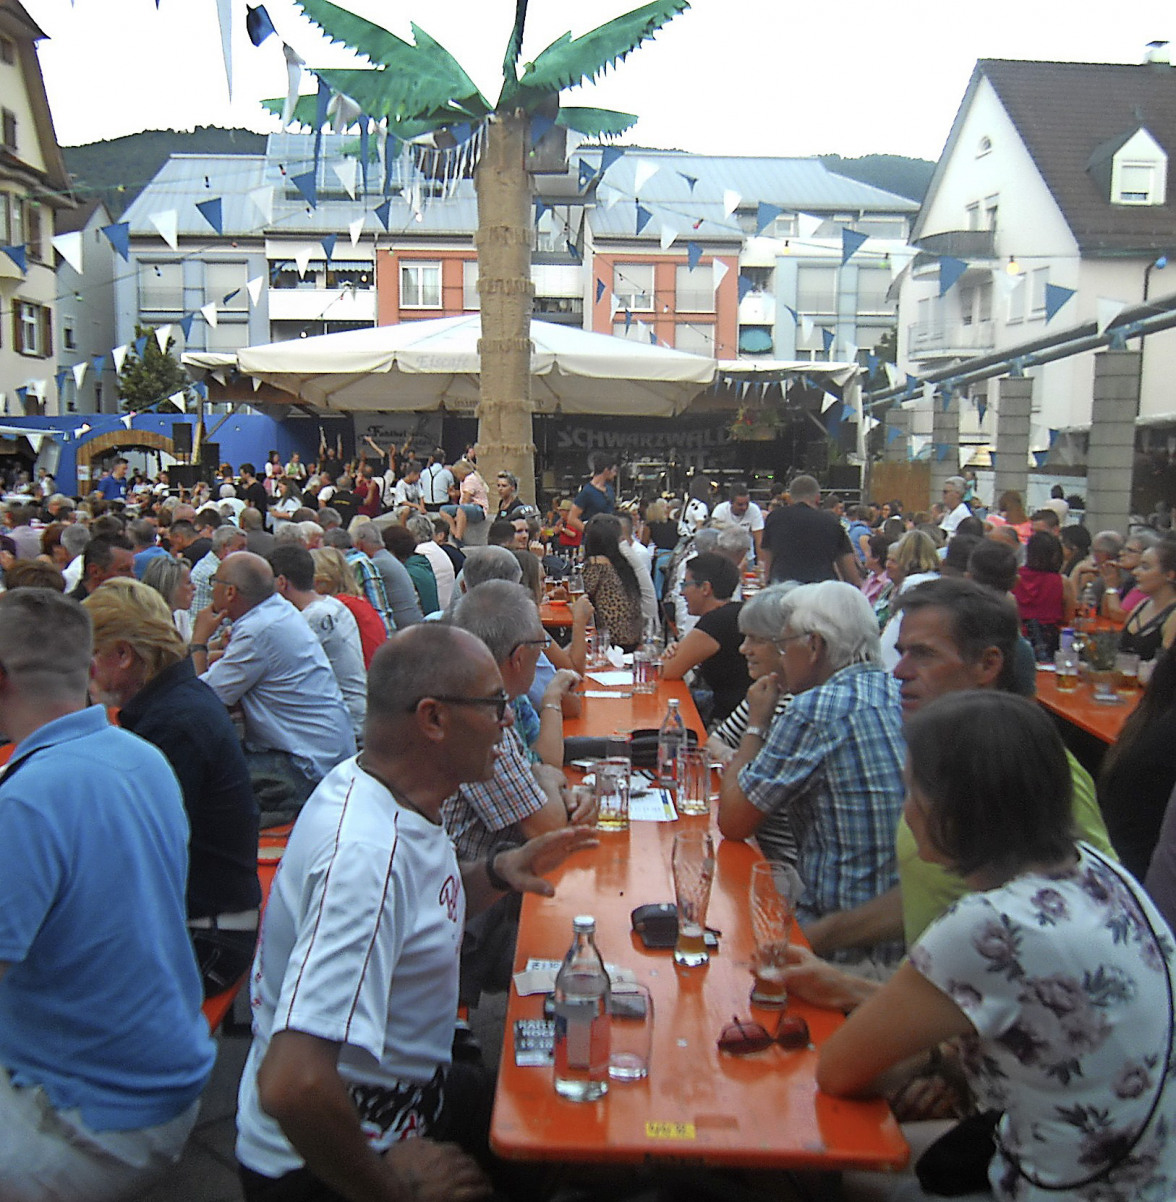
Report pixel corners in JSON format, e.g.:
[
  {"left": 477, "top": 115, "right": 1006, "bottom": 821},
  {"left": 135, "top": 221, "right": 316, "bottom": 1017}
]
[
  {"left": 168, "top": 464, "right": 204, "bottom": 490},
  {"left": 199, "top": 442, "right": 220, "bottom": 468},
  {"left": 171, "top": 422, "right": 192, "bottom": 455}
]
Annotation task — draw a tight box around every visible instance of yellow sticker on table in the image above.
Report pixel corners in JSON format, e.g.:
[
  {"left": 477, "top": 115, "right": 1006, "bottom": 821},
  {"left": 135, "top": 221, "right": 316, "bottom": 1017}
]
[{"left": 644, "top": 1121, "right": 696, "bottom": 1140}]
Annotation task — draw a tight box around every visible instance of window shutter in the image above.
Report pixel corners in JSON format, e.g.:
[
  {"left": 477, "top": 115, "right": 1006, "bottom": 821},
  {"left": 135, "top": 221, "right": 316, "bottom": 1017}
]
[
  {"left": 39, "top": 306, "right": 51, "bottom": 357},
  {"left": 12, "top": 304, "right": 21, "bottom": 354}
]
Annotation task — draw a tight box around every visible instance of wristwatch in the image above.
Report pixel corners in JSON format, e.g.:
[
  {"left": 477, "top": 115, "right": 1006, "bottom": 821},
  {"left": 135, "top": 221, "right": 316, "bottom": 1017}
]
[{"left": 744, "top": 725, "right": 769, "bottom": 741}]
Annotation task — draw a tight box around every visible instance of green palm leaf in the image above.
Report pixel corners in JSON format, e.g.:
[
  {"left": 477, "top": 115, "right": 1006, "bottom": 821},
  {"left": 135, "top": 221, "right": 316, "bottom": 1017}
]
[
  {"left": 555, "top": 106, "right": 638, "bottom": 137},
  {"left": 507, "top": 0, "right": 688, "bottom": 101},
  {"left": 294, "top": 1, "right": 489, "bottom": 118}
]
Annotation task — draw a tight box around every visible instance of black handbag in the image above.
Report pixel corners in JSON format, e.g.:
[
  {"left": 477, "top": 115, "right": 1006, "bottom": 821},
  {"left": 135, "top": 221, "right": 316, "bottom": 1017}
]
[{"left": 564, "top": 727, "right": 698, "bottom": 770}]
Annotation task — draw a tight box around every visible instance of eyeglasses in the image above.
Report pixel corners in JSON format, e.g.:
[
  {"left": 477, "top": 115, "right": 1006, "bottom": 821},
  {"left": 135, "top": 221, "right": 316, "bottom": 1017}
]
[
  {"left": 682, "top": 578, "right": 702, "bottom": 590},
  {"left": 513, "top": 634, "right": 551, "bottom": 653},
  {"left": 773, "top": 632, "right": 811, "bottom": 650},
  {"left": 407, "top": 691, "right": 510, "bottom": 722},
  {"left": 717, "top": 1013, "right": 810, "bottom": 1055}
]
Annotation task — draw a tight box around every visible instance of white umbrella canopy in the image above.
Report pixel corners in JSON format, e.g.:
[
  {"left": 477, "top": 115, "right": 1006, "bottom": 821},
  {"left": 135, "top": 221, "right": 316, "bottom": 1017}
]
[{"left": 222, "top": 315, "right": 715, "bottom": 417}]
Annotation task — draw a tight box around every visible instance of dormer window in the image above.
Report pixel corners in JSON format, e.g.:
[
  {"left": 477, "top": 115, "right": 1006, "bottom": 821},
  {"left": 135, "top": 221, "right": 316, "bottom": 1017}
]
[
  {"left": 1117, "top": 161, "right": 1160, "bottom": 204},
  {"left": 976, "top": 135, "right": 992, "bottom": 157}
]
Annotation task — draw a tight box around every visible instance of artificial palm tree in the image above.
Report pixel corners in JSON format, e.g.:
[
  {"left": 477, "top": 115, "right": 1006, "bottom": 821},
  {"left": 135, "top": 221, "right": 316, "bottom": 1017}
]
[{"left": 270, "top": 0, "right": 688, "bottom": 497}]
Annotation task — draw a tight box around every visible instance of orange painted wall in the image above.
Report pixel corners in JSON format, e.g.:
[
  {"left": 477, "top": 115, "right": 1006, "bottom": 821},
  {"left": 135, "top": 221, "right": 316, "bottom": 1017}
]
[{"left": 376, "top": 249, "right": 476, "bottom": 325}]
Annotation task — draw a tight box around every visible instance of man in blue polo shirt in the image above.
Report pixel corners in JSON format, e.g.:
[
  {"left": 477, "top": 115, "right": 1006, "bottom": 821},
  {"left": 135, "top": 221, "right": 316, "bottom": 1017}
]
[
  {"left": 96, "top": 457, "right": 130, "bottom": 502},
  {"left": 0, "top": 588, "right": 214, "bottom": 1200}
]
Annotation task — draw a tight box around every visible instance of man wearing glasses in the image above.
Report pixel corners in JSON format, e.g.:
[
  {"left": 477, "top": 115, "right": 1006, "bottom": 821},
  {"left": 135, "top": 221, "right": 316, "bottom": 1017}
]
[{"left": 236, "top": 623, "right": 593, "bottom": 1201}]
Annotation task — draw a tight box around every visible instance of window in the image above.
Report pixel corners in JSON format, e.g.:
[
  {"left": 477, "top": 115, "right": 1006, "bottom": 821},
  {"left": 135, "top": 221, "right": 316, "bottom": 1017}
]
[
  {"left": 1118, "top": 162, "right": 1157, "bottom": 204},
  {"left": 796, "top": 265, "right": 838, "bottom": 313},
  {"left": 984, "top": 195, "right": 999, "bottom": 232},
  {"left": 325, "top": 261, "right": 372, "bottom": 289},
  {"left": 965, "top": 202, "right": 980, "bottom": 231},
  {"left": 676, "top": 264, "right": 714, "bottom": 312},
  {"left": 400, "top": 262, "right": 441, "bottom": 308},
  {"left": 9, "top": 194, "right": 21, "bottom": 249},
  {"left": 1006, "top": 274, "right": 1026, "bottom": 325},
  {"left": 613, "top": 263, "right": 654, "bottom": 311},
  {"left": 0, "top": 38, "right": 14, "bottom": 65},
  {"left": 205, "top": 321, "right": 250, "bottom": 353},
  {"left": 853, "top": 217, "right": 908, "bottom": 239},
  {"left": 205, "top": 261, "right": 248, "bottom": 312},
  {"left": 270, "top": 260, "right": 325, "bottom": 291},
  {"left": 856, "top": 265, "right": 893, "bottom": 313},
  {"left": 674, "top": 323, "right": 715, "bottom": 355},
  {"left": 977, "top": 135, "right": 992, "bottom": 157},
  {"left": 1029, "top": 267, "right": 1049, "bottom": 316},
  {"left": 14, "top": 300, "right": 50, "bottom": 356},
  {"left": 1, "top": 109, "right": 15, "bottom": 152},
  {"left": 63, "top": 322, "right": 76, "bottom": 351},
  {"left": 139, "top": 261, "right": 184, "bottom": 312},
  {"left": 462, "top": 260, "right": 479, "bottom": 309},
  {"left": 23, "top": 201, "right": 40, "bottom": 262}
]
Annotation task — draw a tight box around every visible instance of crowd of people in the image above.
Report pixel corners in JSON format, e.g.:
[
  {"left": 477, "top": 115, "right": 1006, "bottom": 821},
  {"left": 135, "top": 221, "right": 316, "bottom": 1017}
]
[{"left": 2, "top": 446, "right": 1176, "bottom": 1202}]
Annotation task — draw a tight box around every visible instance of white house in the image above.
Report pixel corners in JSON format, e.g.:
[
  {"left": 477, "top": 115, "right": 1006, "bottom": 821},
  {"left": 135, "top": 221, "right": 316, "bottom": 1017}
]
[{"left": 898, "top": 56, "right": 1176, "bottom": 459}]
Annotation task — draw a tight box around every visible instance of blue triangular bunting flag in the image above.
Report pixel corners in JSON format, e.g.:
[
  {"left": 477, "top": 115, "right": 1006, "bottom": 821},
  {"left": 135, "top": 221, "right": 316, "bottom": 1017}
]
[
  {"left": 54, "top": 369, "right": 68, "bottom": 390},
  {"left": 1044, "top": 283, "right": 1075, "bottom": 322},
  {"left": 936, "top": 444, "right": 951, "bottom": 462},
  {"left": 635, "top": 204, "right": 652, "bottom": 236},
  {"left": 866, "top": 352, "right": 879, "bottom": 375},
  {"left": 841, "top": 228, "right": 869, "bottom": 265},
  {"left": 821, "top": 328, "right": 835, "bottom": 354},
  {"left": 886, "top": 425, "right": 903, "bottom": 444},
  {"left": 14, "top": 386, "right": 26, "bottom": 402},
  {"left": 938, "top": 256, "right": 968, "bottom": 296},
  {"left": 179, "top": 314, "right": 195, "bottom": 339},
  {"left": 1034, "top": 450, "right": 1049, "bottom": 467},
  {"left": 374, "top": 199, "right": 392, "bottom": 231},
  {"left": 624, "top": 309, "right": 633, "bottom": 333},
  {"left": 679, "top": 172, "right": 698, "bottom": 192},
  {"left": 941, "top": 390, "right": 952, "bottom": 412},
  {"left": 565, "top": 239, "right": 582, "bottom": 265},
  {"left": 133, "top": 335, "right": 148, "bottom": 356},
  {"left": 535, "top": 198, "right": 547, "bottom": 224},
  {"left": 196, "top": 197, "right": 223, "bottom": 234},
  {"left": 101, "top": 222, "right": 130, "bottom": 261},
  {"left": 783, "top": 304, "right": 798, "bottom": 323},
  {"left": 222, "top": 288, "right": 240, "bottom": 305},
  {"left": 600, "top": 146, "right": 623, "bottom": 174},
  {"left": 193, "top": 381, "right": 208, "bottom": 400},
  {"left": 1048, "top": 428, "right": 1059, "bottom": 448},
  {"left": 246, "top": 4, "right": 276, "bottom": 46},
  {"left": 321, "top": 234, "right": 337, "bottom": 261},
  {"left": 529, "top": 113, "right": 555, "bottom": 147},
  {"left": 1, "top": 244, "right": 26, "bottom": 272},
  {"left": 738, "top": 276, "right": 754, "bottom": 302},
  {"left": 595, "top": 278, "right": 606, "bottom": 303},
  {"left": 687, "top": 241, "right": 703, "bottom": 271},
  {"left": 650, "top": 330, "right": 657, "bottom": 345},
  {"left": 291, "top": 170, "right": 317, "bottom": 208},
  {"left": 90, "top": 353, "right": 107, "bottom": 373},
  {"left": 756, "top": 202, "right": 782, "bottom": 237},
  {"left": 977, "top": 399, "right": 987, "bottom": 423},
  {"left": 578, "top": 160, "right": 595, "bottom": 190}
]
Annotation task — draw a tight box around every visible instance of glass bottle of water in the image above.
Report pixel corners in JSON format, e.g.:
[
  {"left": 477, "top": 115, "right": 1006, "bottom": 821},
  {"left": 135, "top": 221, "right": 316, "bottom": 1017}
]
[
  {"left": 553, "top": 915, "right": 610, "bottom": 1102},
  {"left": 657, "top": 698, "right": 687, "bottom": 786}
]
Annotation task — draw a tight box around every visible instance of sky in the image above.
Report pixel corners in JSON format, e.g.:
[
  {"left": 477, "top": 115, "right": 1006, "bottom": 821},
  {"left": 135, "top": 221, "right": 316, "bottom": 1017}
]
[{"left": 21, "top": 0, "right": 1176, "bottom": 162}]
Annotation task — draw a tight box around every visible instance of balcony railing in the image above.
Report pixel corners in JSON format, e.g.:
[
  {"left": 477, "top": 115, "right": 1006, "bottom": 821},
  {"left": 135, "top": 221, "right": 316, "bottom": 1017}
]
[{"left": 907, "top": 318, "right": 996, "bottom": 356}]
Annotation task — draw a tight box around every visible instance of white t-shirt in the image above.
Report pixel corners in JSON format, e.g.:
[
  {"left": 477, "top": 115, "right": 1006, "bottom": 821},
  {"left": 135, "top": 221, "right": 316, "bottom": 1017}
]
[
  {"left": 939, "top": 501, "right": 971, "bottom": 534},
  {"left": 236, "top": 759, "right": 464, "bottom": 1178},
  {"left": 677, "top": 497, "right": 709, "bottom": 539},
  {"left": 711, "top": 500, "right": 765, "bottom": 562},
  {"left": 300, "top": 595, "right": 367, "bottom": 739},
  {"left": 415, "top": 540, "right": 456, "bottom": 610}
]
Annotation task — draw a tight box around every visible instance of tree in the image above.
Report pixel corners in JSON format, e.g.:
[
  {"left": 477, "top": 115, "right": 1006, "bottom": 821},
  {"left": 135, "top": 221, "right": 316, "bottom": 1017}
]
[
  {"left": 268, "top": 0, "right": 688, "bottom": 498},
  {"left": 118, "top": 324, "right": 191, "bottom": 413}
]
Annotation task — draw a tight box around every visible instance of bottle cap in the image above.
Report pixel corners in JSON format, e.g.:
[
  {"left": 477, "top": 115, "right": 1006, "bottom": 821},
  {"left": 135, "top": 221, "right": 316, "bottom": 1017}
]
[
  {"left": 572, "top": 915, "right": 596, "bottom": 933},
  {"left": 668, "top": 698, "right": 679, "bottom": 708}
]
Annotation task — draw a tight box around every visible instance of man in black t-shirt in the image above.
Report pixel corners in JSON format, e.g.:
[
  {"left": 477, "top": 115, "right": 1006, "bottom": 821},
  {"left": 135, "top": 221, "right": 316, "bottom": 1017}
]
[
  {"left": 761, "top": 474, "right": 861, "bottom": 587},
  {"left": 238, "top": 463, "right": 270, "bottom": 529},
  {"left": 566, "top": 451, "right": 617, "bottom": 535}
]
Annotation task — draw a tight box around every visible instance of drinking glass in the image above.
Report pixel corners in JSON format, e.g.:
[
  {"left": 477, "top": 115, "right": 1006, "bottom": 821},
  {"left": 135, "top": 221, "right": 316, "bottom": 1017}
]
[
  {"left": 671, "top": 831, "right": 715, "bottom": 967},
  {"left": 594, "top": 757, "right": 630, "bottom": 832},
  {"left": 1114, "top": 651, "right": 1140, "bottom": 697},
  {"left": 1054, "top": 648, "right": 1078, "bottom": 692},
  {"left": 632, "top": 647, "right": 657, "bottom": 693},
  {"left": 748, "top": 861, "right": 805, "bottom": 1009},
  {"left": 608, "top": 983, "right": 654, "bottom": 1081},
  {"left": 675, "top": 747, "right": 711, "bottom": 816}
]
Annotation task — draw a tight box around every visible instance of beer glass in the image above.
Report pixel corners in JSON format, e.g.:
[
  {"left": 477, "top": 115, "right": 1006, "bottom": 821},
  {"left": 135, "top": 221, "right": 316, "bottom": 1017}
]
[
  {"left": 675, "top": 747, "right": 711, "bottom": 816},
  {"left": 748, "top": 861, "right": 804, "bottom": 1008},
  {"left": 671, "top": 831, "right": 715, "bottom": 967},
  {"left": 594, "top": 757, "right": 630, "bottom": 832}
]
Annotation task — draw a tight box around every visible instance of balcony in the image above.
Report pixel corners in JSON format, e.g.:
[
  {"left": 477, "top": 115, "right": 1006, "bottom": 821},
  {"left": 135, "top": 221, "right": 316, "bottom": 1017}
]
[
  {"left": 738, "top": 292, "right": 775, "bottom": 325},
  {"left": 907, "top": 318, "right": 996, "bottom": 358},
  {"left": 914, "top": 229, "right": 996, "bottom": 259}
]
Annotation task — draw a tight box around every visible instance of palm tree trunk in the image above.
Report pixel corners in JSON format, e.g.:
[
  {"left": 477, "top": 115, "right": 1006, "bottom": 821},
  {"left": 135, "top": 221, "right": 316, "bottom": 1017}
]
[{"left": 474, "top": 110, "right": 536, "bottom": 502}]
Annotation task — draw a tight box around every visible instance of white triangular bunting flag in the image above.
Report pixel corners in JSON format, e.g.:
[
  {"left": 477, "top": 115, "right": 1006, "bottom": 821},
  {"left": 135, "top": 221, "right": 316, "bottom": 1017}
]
[
  {"left": 842, "top": 342, "right": 859, "bottom": 366},
  {"left": 633, "top": 159, "right": 659, "bottom": 193},
  {"left": 995, "top": 271, "right": 1022, "bottom": 299},
  {"left": 294, "top": 247, "right": 313, "bottom": 278},
  {"left": 348, "top": 216, "right": 364, "bottom": 247},
  {"left": 1097, "top": 297, "right": 1126, "bottom": 334},
  {"left": 212, "top": 369, "right": 228, "bottom": 385},
  {"left": 249, "top": 186, "right": 274, "bottom": 225},
  {"left": 959, "top": 445, "right": 973, "bottom": 468},
  {"left": 154, "top": 324, "right": 173, "bottom": 353},
  {"left": 821, "top": 391, "right": 838, "bottom": 413},
  {"left": 111, "top": 344, "right": 128, "bottom": 373},
  {"left": 170, "top": 392, "right": 186, "bottom": 412},
  {"left": 328, "top": 93, "right": 362, "bottom": 134},
  {"left": 609, "top": 292, "right": 621, "bottom": 320},
  {"left": 247, "top": 275, "right": 264, "bottom": 306},
  {"left": 923, "top": 381, "right": 936, "bottom": 405},
  {"left": 884, "top": 362, "right": 898, "bottom": 388},
  {"left": 799, "top": 314, "right": 814, "bottom": 341},
  {"left": 863, "top": 416, "right": 880, "bottom": 433},
  {"left": 26, "top": 430, "right": 44, "bottom": 453},
  {"left": 910, "top": 434, "right": 929, "bottom": 458},
  {"left": 722, "top": 189, "right": 741, "bottom": 217},
  {"left": 201, "top": 301, "right": 219, "bottom": 328},
  {"left": 282, "top": 43, "right": 304, "bottom": 126},
  {"left": 120, "top": 414, "right": 133, "bottom": 430},
  {"left": 72, "top": 362, "right": 87, "bottom": 388},
  {"left": 252, "top": 376, "right": 262, "bottom": 391},
  {"left": 887, "top": 246, "right": 917, "bottom": 279},
  {"left": 149, "top": 209, "right": 178, "bottom": 250},
  {"left": 712, "top": 259, "right": 729, "bottom": 292},
  {"left": 52, "top": 230, "right": 83, "bottom": 274},
  {"left": 332, "top": 159, "right": 358, "bottom": 199},
  {"left": 796, "top": 212, "right": 822, "bottom": 239},
  {"left": 216, "top": 0, "right": 232, "bottom": 98},
  {"left": 658, "top": 219, "right": 679, "bottom": 251}
]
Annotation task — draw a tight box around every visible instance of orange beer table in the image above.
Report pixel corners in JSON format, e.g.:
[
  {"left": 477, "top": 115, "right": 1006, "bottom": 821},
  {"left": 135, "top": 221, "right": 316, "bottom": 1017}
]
[
  {"left": 1034, "top": 668, "right": 1137, "bottom": 744},
  {"left": 540, "top": 600, "right": 574, "bottom": 629},
  {"left": 490, "top": 681, "right": 908, "bottom": 1172}
]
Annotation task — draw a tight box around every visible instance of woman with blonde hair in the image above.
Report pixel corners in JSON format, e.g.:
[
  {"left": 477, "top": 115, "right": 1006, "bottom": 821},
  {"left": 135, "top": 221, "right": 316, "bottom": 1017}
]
[
  {"left": 141, "top": 553, "right": 196, "bottom": 641},
  {"left": 310, "top": 546, "right": 387, "bottom": 666},
  {"left": 83, "top": 578, "right": 259, "bottom": 997},
  {"left": 879, "top": 529, "right": 941, "bottom": 667}
]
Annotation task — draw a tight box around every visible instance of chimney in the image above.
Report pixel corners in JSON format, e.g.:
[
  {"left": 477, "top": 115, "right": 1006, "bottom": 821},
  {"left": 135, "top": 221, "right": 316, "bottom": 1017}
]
[{"left": 1144, "top": 40, "right": 1170, "bottom": 67}]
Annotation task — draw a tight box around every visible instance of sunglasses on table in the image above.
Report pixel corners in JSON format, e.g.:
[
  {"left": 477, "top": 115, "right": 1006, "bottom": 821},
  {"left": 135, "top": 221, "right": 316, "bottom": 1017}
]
[{"left": 717, "top": 1013, "right": 811, "bottom": 1055}]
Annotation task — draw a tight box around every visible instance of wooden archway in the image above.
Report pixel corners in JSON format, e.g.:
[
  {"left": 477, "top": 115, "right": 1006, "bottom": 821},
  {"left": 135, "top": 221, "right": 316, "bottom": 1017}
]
[{"left": 76, "top": 429, "right": 177, "bottom": 478}]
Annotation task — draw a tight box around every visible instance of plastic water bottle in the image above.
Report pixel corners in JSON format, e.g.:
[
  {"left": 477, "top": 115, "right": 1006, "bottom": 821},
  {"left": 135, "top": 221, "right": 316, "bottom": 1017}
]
[
  {"left": 553, "top": 915, "right": 610, "bottom": 1102},
  {"left": 657, "top": 698, "right": 687, "bottom": 786}
]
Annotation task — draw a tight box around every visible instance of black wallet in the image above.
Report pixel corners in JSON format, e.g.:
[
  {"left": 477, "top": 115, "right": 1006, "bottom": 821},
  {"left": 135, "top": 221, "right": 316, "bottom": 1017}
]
[{"left": 630, "top": 903, "right": 719, "bottom": 949}]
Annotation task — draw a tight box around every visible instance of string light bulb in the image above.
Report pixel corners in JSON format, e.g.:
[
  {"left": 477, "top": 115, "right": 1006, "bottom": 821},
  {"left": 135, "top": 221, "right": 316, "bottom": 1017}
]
[{"left": 1006, "top": 256, "right": 1021, "bottom": 275}]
